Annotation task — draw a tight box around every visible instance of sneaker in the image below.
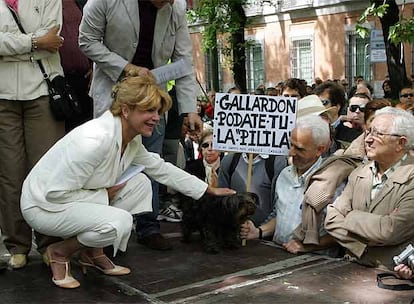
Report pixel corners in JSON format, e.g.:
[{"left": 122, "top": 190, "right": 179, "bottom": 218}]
[
  {"left": 8, "top": 254, "right": 27, "bottom": 269},
  {"left": 137, "top": 233, "right": 172, "bottom": 251},
  {"left": 157, "top": 205, "right": 183, "bottom": 223}
]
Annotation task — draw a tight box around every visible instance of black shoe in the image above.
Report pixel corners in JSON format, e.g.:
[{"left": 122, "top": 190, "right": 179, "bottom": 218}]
[{"left": 137, "top": 233, "right": 172, "bottom": 251}]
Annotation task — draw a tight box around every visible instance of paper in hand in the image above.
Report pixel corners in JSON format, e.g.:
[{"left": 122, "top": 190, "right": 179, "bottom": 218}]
[
  {"left": 151, "top": 58, "right": 193, "bottom": 84},
  {"left": 115, "top": 164, "right": 145, "bottom": 185}
]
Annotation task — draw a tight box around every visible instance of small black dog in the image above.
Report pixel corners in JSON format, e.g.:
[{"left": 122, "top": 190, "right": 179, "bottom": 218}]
[{"left": 179, "top": 192, "right": 257, "bottom": 254}]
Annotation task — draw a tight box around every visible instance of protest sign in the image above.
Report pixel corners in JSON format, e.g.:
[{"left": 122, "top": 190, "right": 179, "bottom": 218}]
[{"left": 213, "top": 93, "right": 297, "bottom": 155}]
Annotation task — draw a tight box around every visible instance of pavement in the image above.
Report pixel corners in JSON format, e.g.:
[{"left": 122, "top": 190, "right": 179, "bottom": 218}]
[{"left": 0, "top": 222, "right": 413, "bottom": 304}]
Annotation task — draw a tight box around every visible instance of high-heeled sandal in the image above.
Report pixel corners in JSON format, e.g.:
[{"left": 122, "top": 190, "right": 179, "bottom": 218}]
[
  {"left": 79, "top": 254, "right": 130, "bottom": 276},
  {"left": 46, "top": 249, "right": 80, "bottom": 289}
]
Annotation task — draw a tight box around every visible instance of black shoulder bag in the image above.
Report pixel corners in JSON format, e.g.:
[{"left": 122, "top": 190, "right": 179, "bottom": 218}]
[{"left": 7, "top": 6, "right": 82, "bottom": 121}]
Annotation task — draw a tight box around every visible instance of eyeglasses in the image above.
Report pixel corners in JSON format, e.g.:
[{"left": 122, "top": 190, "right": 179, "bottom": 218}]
[
  {"left": 321, "top": 99, "right": 331, "bottom": 106},
  {"left": 365, "top": 127, "right": 402, "bottom": 139},
  {"left": 283, "top": 94, "right": 299, "bottom": 98},
  {"left": 201, "top": 141, "right": 213, "bottom": 149},
  {"left": 400, "top": 93, "right": 414, "bottom": 98},
  {"left": 349, "top": 104, "right": 366, "bottom": 112}
]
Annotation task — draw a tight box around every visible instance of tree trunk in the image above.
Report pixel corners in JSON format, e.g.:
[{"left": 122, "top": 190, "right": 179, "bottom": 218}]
[
  {"left": 209, "top": 45, "right": 220, "bottom": 92},
  {"left": 374, "top": 0, "right": 410, "bottom": 100},
  {"left": 230, "top": 3, "right": 247, "bottom": 93}
]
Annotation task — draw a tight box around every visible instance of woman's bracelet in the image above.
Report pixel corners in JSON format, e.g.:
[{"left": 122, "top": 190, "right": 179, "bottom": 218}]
[{"left": 31, "top": 36, "right": 38, "bottom": 52}]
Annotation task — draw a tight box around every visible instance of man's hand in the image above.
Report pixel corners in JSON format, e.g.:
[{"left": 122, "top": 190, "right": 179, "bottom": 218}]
[
  {"left": 36, "top": 25, "right": 64, "bottom": 53},
  {"left": 186, "top": 112, "right": 203, "bottom": 132},
  {"left": 283, "top": 239, "right": 305, "bottom": 254},
  {"left": 394, "top": 264, "right": 413, "bottom": 280},
  {"left": 205, "top": 186, "right": 236, "bottom": 196},
  {"left": 106, "top": 182, "right": 126, "bottom": 202},
  {"left": 123, "top": 63, "right": 151, "bottom": 77},
  {"left": 240, "top": 220, "right": 259, "bottom": 240}
]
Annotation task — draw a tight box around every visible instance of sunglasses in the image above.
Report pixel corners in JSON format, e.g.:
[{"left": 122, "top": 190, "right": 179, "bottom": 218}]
[
  {"left": 400, "top": 93, "right": 414, "bottom": 98},
  {"left": 349, "top": 104, "right": 366, "bottom": 112},
  {"left": 201, "top": 141, "right": 213, "bottom": 149},
  {"left": 283, "top": 94, "right": 299, "bottom": 98},
  {"left": 321, "top": 99, "right": 331, "bottom": 106}
]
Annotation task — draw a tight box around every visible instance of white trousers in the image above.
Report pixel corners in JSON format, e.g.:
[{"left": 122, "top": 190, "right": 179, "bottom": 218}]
[{"left": 22, "top": 173, "right": 152, "bottom": 255}]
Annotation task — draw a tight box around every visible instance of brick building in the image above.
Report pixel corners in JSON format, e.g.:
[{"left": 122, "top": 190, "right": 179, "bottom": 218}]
[{"left": 187, "top": 0, "right": 414, "bottom": 97}]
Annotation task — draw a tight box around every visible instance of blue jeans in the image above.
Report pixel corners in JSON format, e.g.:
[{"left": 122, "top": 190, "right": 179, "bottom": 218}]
[{"left": 135, "top": 116, "right": 165, "bottom": 238}]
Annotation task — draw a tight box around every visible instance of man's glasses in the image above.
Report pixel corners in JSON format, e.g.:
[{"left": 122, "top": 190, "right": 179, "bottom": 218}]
[
  {"left": 365, "top": 127, "right": 402, "bottom": 139},
  {"left": 201, "top": 142, "right": 213, "bottom": 149},
  {"left": 283, "top": 94, "right": 299, "bottom": 98},
  {"left": 400, "top": 93, "right": 414, "bottom": 98},
  {"left": 349, "top": 104, "right": 366, "bottom": 112}
]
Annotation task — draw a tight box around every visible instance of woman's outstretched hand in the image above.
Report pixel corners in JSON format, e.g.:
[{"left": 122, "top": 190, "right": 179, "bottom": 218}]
[{"left": 206, "top": 186, "right": 236, "bottom": 196}]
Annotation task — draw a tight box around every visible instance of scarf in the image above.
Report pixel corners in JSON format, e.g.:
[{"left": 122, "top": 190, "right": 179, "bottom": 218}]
[
  {"left": 203, "top": 158, "right": 220, "bottom": 187},
  {"left": 6, "top": 0, "right": 18, "bottom": 12}
]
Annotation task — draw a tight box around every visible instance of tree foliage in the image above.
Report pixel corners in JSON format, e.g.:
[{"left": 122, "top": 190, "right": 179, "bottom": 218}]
[
  {"left": 188, "top": 0, "right": 251, "bottom": 92},
  {"left": 356, "top": 0, "right": 412, "bottom": 99}
]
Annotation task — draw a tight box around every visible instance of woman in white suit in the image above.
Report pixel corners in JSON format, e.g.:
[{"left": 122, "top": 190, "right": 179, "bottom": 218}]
[{"left": 20, "top": 75, "right": 234, "bottom": 289}]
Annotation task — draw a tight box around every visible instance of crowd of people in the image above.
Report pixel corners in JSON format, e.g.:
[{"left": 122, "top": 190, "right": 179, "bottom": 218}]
[{"left": 0, "top": 0, "right": 413, "bottom": 291}]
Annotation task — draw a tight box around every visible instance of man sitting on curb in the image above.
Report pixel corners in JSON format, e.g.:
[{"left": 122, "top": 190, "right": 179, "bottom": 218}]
[
  {"left": 240, "top": 115, "right": 338, "bottom": 252},
  {"left": 325, "top": 107, "right": 414, "bottom": 272}
]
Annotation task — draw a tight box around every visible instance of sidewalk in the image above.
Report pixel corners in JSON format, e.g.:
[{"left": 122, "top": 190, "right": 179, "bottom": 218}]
[{"left": 0, "top": 223, "right": 413, "bottom": 304}]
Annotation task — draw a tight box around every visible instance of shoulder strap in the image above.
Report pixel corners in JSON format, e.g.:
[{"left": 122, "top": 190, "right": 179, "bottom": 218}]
[
  {"left": 6, "top": 5, "right": 52, "bottom": 85},
  {"left": 265, "top": 155, "right": 276, "bottom": 181},
  {"left": 228, "top": 153, "right": 241, "bottom": 185},
  {"left": 377, "top": 273, "right": 414, "bottom": 291},
  {"left": 7, "top": 5, "right": 25, "bottom": 33}
]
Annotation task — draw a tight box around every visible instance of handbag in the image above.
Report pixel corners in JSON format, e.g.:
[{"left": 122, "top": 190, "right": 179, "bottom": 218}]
[{"left": 7, "top": 5, "right": 82, "bottom": 121}]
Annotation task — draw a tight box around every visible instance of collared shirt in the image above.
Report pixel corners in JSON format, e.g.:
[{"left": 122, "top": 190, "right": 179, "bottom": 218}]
[
  {"left": 369, "top": 153, "right": 408, "bottom": 200},
  {"left": 241, "top": 153, "right": 269, "bottom": 165},
  {"left": 272, "top": 157, "right": 324, "bottom": 244}
]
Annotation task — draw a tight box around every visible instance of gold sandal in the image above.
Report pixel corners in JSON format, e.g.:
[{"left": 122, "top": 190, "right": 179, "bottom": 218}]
[
  {"left": 46, "top": 249, "right": 80, "bottom": 289},
  {"left": 79, "top": 254, "right": 130, "bottom": 276}
]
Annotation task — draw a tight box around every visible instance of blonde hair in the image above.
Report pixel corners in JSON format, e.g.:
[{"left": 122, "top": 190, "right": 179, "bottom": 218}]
[{"left": 110, "top": 76, "right": 172, "bottom": 116}]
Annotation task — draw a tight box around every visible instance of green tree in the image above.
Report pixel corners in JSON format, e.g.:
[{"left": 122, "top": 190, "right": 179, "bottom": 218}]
[
  {"left": 357, "top": 0, "right": 413, "bottom": 99},
  {"left": 188, "top": 0, "right": 249, "bottom": 93}
]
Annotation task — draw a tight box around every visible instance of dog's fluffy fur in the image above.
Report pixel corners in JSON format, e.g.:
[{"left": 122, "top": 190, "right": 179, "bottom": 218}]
[{"left": 179, "top": 192, "right": 257, "bottom": 254}]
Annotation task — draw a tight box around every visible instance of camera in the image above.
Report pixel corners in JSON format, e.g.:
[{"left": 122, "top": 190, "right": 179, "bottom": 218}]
[{"left": 393, "top": 244, "right": 414, "bottom": 269}]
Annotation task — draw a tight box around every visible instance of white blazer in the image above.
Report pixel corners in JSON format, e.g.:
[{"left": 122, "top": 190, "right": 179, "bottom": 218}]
[{"left": 21, "top": 111, "right": 208, "bottom": 212}]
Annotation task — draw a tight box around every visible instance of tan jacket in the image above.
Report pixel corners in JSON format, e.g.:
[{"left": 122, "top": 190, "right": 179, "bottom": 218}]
[
  {"left": 325, "top": 154, "right": 414, "bottom": 270},
  {"left": 0, "top": 0, "right": 63, "bottom": 101},
  {"left": 293, "top": 155, "right": 362, "bottom": 245}
]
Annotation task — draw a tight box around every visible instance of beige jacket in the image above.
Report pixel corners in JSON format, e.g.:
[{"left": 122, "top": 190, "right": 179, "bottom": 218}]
[
  {"left": 293, "top": 155, "right": 362, "bottom": 245},
  {"left": 0, "top": 0, "right": 63, "bottom": 101},
  {"left": 325, "top": 154, "right": 414, "bottom": 270}
]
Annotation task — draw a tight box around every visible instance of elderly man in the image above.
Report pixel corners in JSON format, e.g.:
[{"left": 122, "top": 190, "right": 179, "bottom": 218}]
[
  {"left": 240, "top": 116, "right": 338, "bottom": 252},
  {"left": 325, "top": 107, "right": 414, "bottom": 271}
]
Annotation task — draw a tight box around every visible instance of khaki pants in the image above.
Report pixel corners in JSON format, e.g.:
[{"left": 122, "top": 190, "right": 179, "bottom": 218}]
[{"left": 0, "top": 96, "right": 64, "bottom": 254}]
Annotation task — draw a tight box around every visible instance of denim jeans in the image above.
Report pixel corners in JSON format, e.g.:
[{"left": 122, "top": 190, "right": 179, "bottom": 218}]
[{"left": 135, "top": 116, "right": 165, "bottom": 238}]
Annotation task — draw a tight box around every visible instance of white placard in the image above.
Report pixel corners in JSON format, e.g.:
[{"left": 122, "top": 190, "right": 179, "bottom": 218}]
[{"left": 212, "top": 93, "right": 297, "bottom": 155}]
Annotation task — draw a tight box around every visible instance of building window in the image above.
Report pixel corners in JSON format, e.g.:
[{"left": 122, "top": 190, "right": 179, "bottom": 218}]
[
  {"left": 290, "top": 38, "right": 313, "bottom": 84},
  {"left": 346, "top": 32, "right": 371, "bottom": 82},
  {"left": 246, "top": 42, "right": 264, "bottom": 92},
  {"left": 204, "top": 49, "right": 222, "bottom": 92}
]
